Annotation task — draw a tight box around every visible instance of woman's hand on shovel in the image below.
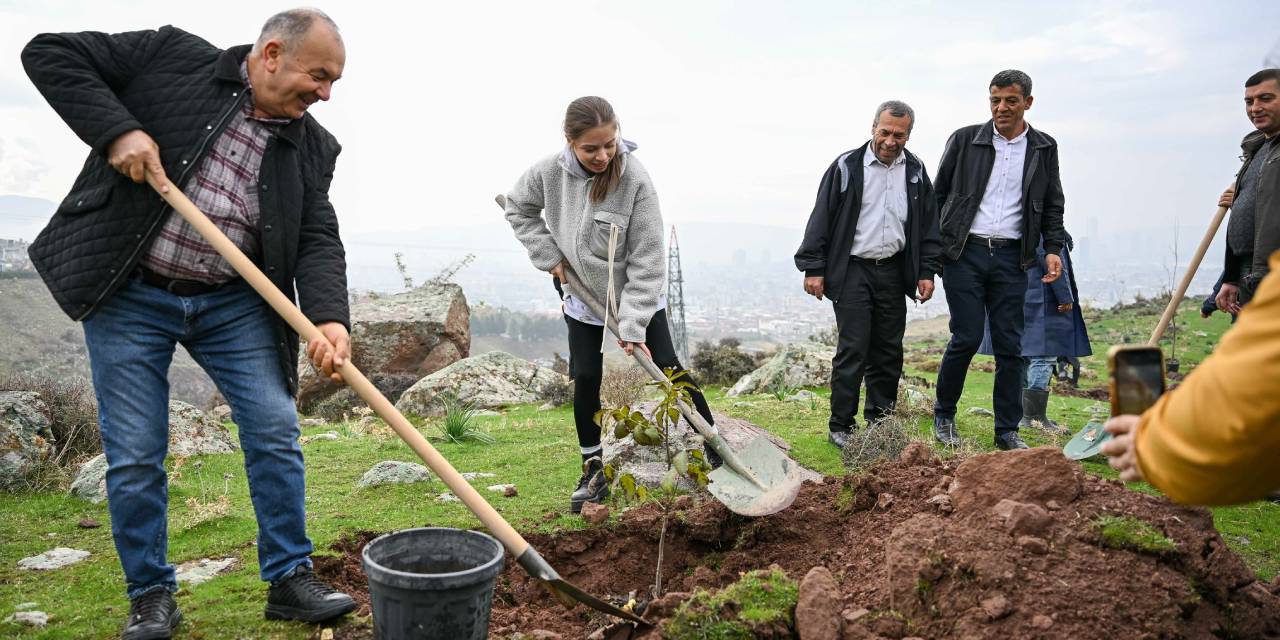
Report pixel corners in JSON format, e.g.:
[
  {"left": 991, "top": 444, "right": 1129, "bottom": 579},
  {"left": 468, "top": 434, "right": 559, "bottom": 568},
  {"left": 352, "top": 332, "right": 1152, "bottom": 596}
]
[
  {"left": 308, "top": 322, "right": 351, "bottom": 383},
  {"left": 618, "top": 340, "right": 652, "bottom": 359}
]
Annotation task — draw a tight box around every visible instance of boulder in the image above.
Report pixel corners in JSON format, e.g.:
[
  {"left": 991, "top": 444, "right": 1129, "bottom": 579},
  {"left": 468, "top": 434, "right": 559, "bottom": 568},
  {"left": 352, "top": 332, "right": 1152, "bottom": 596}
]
[
  {"left": 297, "top": 283, "right": 470, "bottom": 412},
  {"left": 727, "top": 341, "right": 834, "bottom": 397},
  {"left": 167, "top": 401, "right": 238, "bottom": 456},
  {"left": 601, "top": 402, "right": 821, "bottom": 489},
  {"left": 0, "top": 391, "right": 53, "bottom": 490},
  {"left": 394, "top": 351, "right": 567, "bottom": 417},
  {"left": 357, "top": 461, "right": 432, "bottom": 487},
  {"left": 69, "top": 454, "right": 108, "bottom": 504}
]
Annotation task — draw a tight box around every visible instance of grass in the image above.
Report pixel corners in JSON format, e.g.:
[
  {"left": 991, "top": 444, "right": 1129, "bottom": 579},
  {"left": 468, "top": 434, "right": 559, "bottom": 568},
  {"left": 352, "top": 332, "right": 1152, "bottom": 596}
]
[
  {"left": 0, "top": 299, "right": 1275, "bottom": 638},
  {"left": 663, "top": 567, "right": 798, "bottom": 640},
  {"left": 434, "top": 394, "right": 495, "bottom": 445},
  {"left": 1094, "top": 515, "right": 1179, "bottom": 556}
]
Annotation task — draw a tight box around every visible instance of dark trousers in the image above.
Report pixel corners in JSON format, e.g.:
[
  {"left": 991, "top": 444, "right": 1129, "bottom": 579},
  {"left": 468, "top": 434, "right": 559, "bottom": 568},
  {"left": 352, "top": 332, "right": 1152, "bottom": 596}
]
[
  {"left": 829, "top": 256, "right": 907, "bottom": 432},
  {"left": 935, "top": 242, "right": 1026, "bottom": 433},
  {"left": 564, "top": 309, "right": 714, "bottom": 453}
]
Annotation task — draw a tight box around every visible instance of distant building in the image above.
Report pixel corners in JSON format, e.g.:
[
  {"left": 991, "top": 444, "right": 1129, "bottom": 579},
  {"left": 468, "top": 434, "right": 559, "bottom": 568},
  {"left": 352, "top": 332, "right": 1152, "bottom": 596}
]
[{"left": 0, "top": 238, "right": 34, "bottom": 272}]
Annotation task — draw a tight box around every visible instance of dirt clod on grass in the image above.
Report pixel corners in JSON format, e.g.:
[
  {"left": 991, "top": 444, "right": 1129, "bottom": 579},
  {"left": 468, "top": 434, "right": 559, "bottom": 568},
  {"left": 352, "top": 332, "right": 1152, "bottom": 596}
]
[{"left": 319, "top": 446, "right": 1280, "bottom": 639}]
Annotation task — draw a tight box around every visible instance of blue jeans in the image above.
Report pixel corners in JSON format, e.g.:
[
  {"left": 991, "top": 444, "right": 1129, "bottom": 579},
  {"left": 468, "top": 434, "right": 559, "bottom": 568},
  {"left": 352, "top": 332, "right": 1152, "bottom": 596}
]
[
  {"left": 84, "top": 277, "right": 312, "bottom": 598},
  {"left": 1024, "top": 356, "right": 1055, "bottom": 391}
]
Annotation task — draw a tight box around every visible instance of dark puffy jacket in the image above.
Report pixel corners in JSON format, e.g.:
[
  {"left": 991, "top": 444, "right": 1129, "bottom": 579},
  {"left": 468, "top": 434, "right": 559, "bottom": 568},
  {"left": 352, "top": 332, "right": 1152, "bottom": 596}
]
[
  {"left": 1222, "top": 130, "right": 1280, "bottom": 290},
  {"left": 794, "top": 143, "right": 943, "bottom": 302},
  {"left": 933, "top": 121, "right": 1066, "bottom": 269},
  {"left": 21, "top": 25, "right": 348, "bottom": 394}
]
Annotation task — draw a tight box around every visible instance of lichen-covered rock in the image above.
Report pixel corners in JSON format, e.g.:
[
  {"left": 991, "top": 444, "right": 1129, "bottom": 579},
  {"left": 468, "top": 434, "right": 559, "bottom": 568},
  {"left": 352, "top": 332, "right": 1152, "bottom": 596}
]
[
  {"left": 69, "top": 454, "right": 107, "bottom": 503},
  {"left": 394, "top": 351, "right": 567, "bottom": 417},
  {"left": 727, "top": 341, "right": 834, "bottom": 397},
  {"left": 297, "top": 283, "right": 470, "bottom": 412},
  {"left": 167, "top": 401, "right": 238, "bottom": 456},
  {"left": 0, "top": 391, "right": 53, "bottom": 490},
  {"left": 357, "top": 461, "right": 432, "bottom": 487}
]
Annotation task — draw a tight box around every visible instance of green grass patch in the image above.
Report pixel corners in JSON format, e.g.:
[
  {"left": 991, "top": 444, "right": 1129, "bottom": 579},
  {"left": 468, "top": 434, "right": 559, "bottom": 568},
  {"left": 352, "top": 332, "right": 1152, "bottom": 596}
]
[
  {"left": 1095, "top": 515, "right": 1178, "bottom": 555},
  {"left": 663, "top": 567, "right": 798, "bottom": 640}
]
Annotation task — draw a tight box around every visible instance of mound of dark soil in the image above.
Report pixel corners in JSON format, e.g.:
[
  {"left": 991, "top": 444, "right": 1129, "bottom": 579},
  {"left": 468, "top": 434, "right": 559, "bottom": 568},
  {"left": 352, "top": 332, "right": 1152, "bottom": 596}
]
[{"left": 318, "top": 446, "right": 1280, "bottom": 639}]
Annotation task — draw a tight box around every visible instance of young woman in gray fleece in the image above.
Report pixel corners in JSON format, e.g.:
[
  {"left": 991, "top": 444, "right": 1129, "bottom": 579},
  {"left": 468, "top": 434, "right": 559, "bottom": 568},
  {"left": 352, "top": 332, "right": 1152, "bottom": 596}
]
[{"left": 504, "top": 96, "right": 718, "bottom": 513}]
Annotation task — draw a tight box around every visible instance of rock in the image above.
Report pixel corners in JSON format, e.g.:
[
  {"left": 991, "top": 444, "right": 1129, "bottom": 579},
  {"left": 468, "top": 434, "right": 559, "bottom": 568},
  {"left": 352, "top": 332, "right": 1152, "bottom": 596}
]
[
  {"left": 297, "top": 282, "right": 470, "bottom": 412},
  {"left": 4, "top": 611, "right": 48, "bottom": 628},
  {"left": 357, "top": 461, "right": 432, "bottom": 487},
  {"left": 926, "top": 493, "right": 954, "bottom": 514},
  {"left": 980, "top": 592, "right": 1012, "bottom": 620},
  {"left": 0, "top": 391, "right": 54, "bottom": 490},
  {"left": 876, "top": 493, "right": 896, "bottom": 510},
  {"left": 727, "top": 341, "right": 835, "bottom": 397},
  {"left": 175, "top": 557, "right": 237, "bottom": 586},
  {"left": 211, "top": 404, "right": 232, "bottom": 421},
  {"left": 529, "top": 631, "right": 562, "bottom": 640},
  {"left": 732, "top": 401, "right": 753, "bottom": 408},
  {"left": 461, "top": 472, "right": 497, "bottom": 481},
  {"left": 69, "top": 453, "right": 108, "bottom": 504},
  {"left": 1046, "top": 500, "right": 1062, "bottom": 511},
  {"left": 15, "top": 603, "right": 38, "bottom": 611},
  {"left": 992, "top": 499, "right": 1053, "bottom": 537},
  {"left": 537, "top": 402, "right": 556, "bottom": 411},
  {"left": 18, "top": 547, "right": 90, "bottom": 570},
  {"left": 601, "top": 402, "right": 821, "bottom": 489},
  {"left": 77, "top": 518, "right": 101, "bottom": 529},
  {"left": 1017, "top": 535, "right": 1050, "bottom": 555},
  {"left": 581, "top": 502, "right": 610, "bottom": 525},
  {"left": 299, "top": 418, "right": 326, "bottom": 427},
  {"left": 787, "top": 389, "right": 819, "bottom": 402},
  {"left": 1031, "top": 614, "right": 1054, "bottom": 629},
  {"left": 299, "top": 431, "right": 339, "bottom": 444},
  {"left": 903, "top": 387, "right": 929, "bottom": 410},
  {"left": 950, "top": 448, "right": 1082, "bottom": 513},
  {"left": 897, "top": 442, "right": 935, "bottom": 466},
  {"left": 645, "top": 591, "right": 690, "bottom": 619},
  {"left": 966, "top": 407, "right": 995, "bottom": 418},
  {"left": 487, "top": 484, "right": 518, "bottom": 497},
  {"left": 167, "top": 401, "right": 238, "bottom": 456},
  {"left": 795, "top": 566, "right": 841, "bottom": 640},
  {"left": 842, "top": 607, "right": 870, "bottom": 624},
  {"left": 395, "top": 352, "right": 568, "bottom": 417},
  {"left": 436, "top": 492, "right": 460, "bottom": 503}
]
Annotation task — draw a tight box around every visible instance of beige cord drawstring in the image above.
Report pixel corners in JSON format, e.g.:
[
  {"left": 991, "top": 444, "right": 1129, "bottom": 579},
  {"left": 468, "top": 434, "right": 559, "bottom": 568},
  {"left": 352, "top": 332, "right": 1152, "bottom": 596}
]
[{"left": 601, "top": 222, "right": 621, "bottom": 354}]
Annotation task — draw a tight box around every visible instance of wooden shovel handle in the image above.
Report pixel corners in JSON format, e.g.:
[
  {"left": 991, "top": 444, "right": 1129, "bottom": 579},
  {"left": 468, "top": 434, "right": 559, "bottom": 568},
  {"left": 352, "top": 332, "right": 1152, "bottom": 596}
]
[
  {"left": 146, "top": 174, "right": 530, "bottom": 559},
  {"left": 1148, "top": 185, "right": 1233, "bottom": 346}
]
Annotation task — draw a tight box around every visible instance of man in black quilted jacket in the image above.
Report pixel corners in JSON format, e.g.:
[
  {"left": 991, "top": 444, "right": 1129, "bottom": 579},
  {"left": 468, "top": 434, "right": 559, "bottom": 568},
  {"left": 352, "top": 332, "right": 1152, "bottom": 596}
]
[{"left": 22, "top": 9, "right": 357, "bottom": 638}]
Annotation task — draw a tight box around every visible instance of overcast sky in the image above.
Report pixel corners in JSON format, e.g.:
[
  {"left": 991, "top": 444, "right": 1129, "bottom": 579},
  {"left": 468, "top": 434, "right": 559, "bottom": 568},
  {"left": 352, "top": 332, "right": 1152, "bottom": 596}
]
[{"left": 3, "top": 0, "right": 1279, "bottom": 240}]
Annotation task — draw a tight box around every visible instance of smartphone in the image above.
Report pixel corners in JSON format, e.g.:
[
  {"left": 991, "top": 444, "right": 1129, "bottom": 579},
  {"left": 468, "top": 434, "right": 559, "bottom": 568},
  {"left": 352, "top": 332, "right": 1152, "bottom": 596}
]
[{"left": 1107, "top": 345, "right": 1166, "bottom": 417}]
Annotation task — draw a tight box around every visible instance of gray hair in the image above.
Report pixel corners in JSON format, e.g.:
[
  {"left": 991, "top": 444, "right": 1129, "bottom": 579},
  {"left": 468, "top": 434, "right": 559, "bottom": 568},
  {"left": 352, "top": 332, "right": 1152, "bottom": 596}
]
[
  {"left": 990, "top": 69, "right": 1033, "bottom": 97},
  {"left": 873, "top": 100, "right": 915, "bottom": 133},
  {"left": 252, "top": 8, "right": 340, "bottom": 54}
]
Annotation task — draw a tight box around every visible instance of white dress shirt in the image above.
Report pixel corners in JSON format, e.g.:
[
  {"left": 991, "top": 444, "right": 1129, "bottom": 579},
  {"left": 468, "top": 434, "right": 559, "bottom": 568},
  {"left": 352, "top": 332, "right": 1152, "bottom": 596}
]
[
  {"left": 970, "top": 122, "right": 1029, "bottom": 239},
  {"left": 850, "top": 143, "right": 908, "bottom": 260}
]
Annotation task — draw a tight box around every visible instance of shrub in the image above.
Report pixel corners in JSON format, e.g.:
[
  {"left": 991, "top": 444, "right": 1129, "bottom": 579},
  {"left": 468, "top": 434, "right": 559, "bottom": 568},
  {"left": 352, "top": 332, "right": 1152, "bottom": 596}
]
[
  {"left": 600, "top": 365, "right": 648, "bottom": 408},
  {"left": 0, "top": 373, "right": 101, "bottom": 464},
  {"left": 691, "top": 338, "right": 758, "bottom": 386},
  {"left": 433, "top": 394, "right": 495, "bottom": 445},
  {"left": 540, "top": 375, "right": 574, "bottom": 407}
]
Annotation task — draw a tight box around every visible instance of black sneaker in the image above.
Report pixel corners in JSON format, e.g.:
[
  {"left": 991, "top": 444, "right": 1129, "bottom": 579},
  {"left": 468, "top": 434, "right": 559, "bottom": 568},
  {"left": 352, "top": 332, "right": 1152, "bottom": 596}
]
[
  {"left": 933, "top": 416, "right": 961, "bottom": 447},
  {"left": 265, "top": 564, "right": 357, "bottom": 623},
  {"left": 827, "top": 430, "right": 852, "bottom": 450},
  {"left": 570, "top": 456, "right": 609, "bottom": 513},
  {"left": 994, "top": 431, "right": 1030, "bottom": 451},
  {"left": 122, "top": 588, "right": 181, "bottom": 640}
]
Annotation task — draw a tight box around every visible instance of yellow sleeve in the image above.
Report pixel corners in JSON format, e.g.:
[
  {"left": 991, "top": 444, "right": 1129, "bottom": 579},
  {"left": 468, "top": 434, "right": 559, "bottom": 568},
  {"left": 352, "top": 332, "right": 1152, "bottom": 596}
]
[{"left": 1135, "top": 251, "right": 1280, "bottom": 505}]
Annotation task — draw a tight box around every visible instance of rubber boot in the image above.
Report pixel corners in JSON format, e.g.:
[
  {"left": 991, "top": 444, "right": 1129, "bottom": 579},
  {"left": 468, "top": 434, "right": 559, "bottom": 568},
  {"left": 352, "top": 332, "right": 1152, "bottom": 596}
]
[{"left": 1017, "top": 388, "right": 1063, "bottom": 433}]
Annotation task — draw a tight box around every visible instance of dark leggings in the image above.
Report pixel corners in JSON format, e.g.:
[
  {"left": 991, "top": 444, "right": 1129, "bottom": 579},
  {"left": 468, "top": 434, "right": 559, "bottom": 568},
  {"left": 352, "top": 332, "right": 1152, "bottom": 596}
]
[{"left": 564, "top": 309, "right": 715, "bottom": 454}]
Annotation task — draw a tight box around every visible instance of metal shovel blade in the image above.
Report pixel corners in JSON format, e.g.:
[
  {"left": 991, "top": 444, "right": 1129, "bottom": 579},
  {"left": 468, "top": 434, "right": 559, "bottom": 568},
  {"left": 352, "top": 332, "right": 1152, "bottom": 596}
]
[
  {"left": 706, "top": 435, "right": 805, "bottom": 516},
  {"left": 517, "top": 546, "right": 650, "bottom": 626}
]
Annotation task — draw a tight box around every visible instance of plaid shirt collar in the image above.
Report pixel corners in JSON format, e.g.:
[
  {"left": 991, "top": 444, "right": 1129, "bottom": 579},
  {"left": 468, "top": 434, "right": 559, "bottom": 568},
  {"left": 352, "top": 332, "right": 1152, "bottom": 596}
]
[{"left": 240, "top": 61, "right": 293, "bottom": 126}]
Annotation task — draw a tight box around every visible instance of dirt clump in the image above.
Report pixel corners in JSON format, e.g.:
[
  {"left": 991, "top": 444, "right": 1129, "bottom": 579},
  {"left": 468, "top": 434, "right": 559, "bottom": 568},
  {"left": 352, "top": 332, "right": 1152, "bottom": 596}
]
[{"left": 319, "top": 447, "right": 1280, "bottom": 639}]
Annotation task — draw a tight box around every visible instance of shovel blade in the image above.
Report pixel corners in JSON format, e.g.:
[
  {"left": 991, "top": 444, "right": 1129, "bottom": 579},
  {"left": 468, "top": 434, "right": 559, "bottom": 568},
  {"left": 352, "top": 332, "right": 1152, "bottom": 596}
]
[
  {"left": 707, "top": 436, "right": 805, "bottom": 516},
  {"left": 517, "top": 545, "right": 650, "bottom": 626},
  {"left": 1062, "top": 420, "right": 1113, "bottom": 460}
]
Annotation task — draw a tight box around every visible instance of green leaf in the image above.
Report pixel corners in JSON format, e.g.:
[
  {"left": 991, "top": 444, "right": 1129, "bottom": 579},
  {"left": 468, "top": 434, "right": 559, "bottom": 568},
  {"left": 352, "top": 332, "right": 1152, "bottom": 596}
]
[
  {"left": 667, "top": 407, "right": 680, "bottom": 421},
  {"left": 674, "top": 451, "right": 689, "bottom": 476},
  {"left": 662, "top": 468, "right": 677, "bottom": 492},
  {"left": 636, "top": 485, "right": 650, "bottom": 501},
  {"left": 593, "top": 409, "right": 607, "bottom": 427},
  {"left": 620, "top": 474, "right": 636, "bottom": 498},
  {"left": 603, "top": 464, "right": 615, "bottom": 482},
  {"left": 614, "top": 421, "right": 630, "bottom": 439}
]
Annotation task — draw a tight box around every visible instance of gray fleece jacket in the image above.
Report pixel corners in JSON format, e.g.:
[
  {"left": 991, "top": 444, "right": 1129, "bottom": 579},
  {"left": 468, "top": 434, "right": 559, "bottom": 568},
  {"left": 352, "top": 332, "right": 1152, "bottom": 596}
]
[{"left": 505, "top": 146, "right": 666, "bottom": 342}]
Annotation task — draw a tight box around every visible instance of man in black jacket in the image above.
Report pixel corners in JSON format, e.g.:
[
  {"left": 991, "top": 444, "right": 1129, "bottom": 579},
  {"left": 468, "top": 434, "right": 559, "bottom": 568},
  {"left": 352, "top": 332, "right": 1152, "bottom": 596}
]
[
  {"left": 1215, "top": 68, "right": 1280, "bottom": 316},
  {"left": 931, "top": 70, "right": 1067, "bottom": 451},
  {"left": 795, "top": 101, "right": 942, "bottom": 449},
  {"left": 22, "top": 9, "right": 356, "bottom": 638}
]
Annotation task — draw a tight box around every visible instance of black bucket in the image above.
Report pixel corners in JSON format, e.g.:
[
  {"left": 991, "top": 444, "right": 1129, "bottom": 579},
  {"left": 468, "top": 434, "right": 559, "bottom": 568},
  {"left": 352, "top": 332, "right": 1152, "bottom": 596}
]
[{"left": 362, "top": 527, "right": 505, "bottom": 640}]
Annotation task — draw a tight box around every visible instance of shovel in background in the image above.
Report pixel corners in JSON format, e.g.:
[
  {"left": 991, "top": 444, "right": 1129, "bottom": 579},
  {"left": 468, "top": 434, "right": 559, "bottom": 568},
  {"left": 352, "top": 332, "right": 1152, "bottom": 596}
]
[
  {"left": 495, "top": 195, "right": 804, "bottom": 516},
  {"left": 146, "top": 175, "right": 649, "bottom": 627},
  {"left": 1064, "top": 184, "right": 1232, "bottom": 460}
]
